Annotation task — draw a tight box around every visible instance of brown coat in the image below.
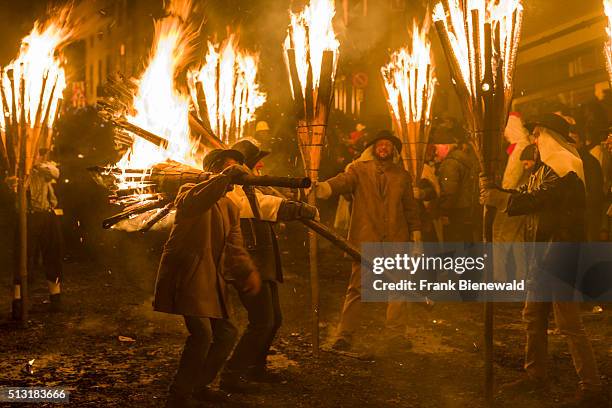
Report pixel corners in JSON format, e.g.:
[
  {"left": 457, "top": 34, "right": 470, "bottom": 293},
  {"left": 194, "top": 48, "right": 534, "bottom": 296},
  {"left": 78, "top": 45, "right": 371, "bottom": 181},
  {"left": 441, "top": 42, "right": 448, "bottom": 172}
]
[
  {"left": 153, "top": 174, "right": 256, "bottom": 318},
  {"left": 326, "top": 159, "right": 421, "bottom": 244}
]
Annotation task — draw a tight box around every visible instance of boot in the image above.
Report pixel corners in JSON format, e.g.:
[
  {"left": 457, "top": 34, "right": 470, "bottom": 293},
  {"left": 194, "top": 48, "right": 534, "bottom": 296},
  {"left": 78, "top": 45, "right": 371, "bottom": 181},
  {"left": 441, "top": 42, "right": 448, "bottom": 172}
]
[
  {"left": 247, "top": 365, "right": 285, "bottom": 383},
  {"left": 498, "top": 376, "right": 549, "bottom": 396},
  {"left": 50, "top": 294, "right": 62, "bottom": 313},
  {"left": 164, "top": 393, "right": 201, "bottom": 408},
  {"left": 560, "top": 388, "right": 610, "bottom": 408},
  {"left": 219, "top": 371, "right": 259, "bottom": 394},
  {"left": 11, "top": 299, "right": 23, "bottom": 321},
  {"left": 193, "top": 386, "right": 230, "bottom": 403},
  {"left": 331, "top": 337, "right": 352, "bottom": 351}
]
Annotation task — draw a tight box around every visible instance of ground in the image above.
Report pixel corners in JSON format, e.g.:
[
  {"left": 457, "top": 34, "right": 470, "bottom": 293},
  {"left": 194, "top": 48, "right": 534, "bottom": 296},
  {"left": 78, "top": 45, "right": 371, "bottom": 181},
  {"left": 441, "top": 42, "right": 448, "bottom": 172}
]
[{"left": 0, "top": 233, "right": 610, "bottom": 408}]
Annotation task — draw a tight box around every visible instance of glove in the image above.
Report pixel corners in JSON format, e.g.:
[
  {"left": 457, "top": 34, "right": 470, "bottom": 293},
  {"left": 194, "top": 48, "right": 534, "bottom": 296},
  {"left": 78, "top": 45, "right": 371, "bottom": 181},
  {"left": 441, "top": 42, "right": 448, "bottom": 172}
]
[
  {"left": 313, "top": 181, "right": 332, "bottom": 199},
  {"left": 481, "top": 189, "right": 511, "bottom": 211},
  {"left": 5, "top": 176, "right": 17, "bottom": 192},
  {"left": 479, "top": 172, "right": 494, "bottom": 191},
  {"left": 277, "top": 200, "right": 319, "bottom": 221},
  {"left": 221, "top": 164, "right": 250, "bottom": 184},
  {"left": 413, "top": 187, "right": 425, "bottom": 200}
]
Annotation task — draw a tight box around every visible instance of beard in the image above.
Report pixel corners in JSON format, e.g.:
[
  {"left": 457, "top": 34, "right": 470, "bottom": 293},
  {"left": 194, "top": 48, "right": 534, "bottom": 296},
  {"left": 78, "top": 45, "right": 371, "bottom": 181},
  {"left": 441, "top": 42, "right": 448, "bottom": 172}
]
[{"left": 374, "top": 150, "right": 393, "bottom": 161}]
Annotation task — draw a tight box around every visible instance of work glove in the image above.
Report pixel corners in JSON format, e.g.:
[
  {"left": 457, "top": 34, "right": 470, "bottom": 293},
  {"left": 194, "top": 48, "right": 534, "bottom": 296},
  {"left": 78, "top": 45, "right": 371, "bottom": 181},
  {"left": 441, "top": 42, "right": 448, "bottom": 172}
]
[
  {"left": 5, "top": 176, "right": 17, "bottom": 192},
  {"left": 277, "top": 200, "right": 320, "bottom": 221},
  {"left": 480, "top": 189, "right": 511, "bottom": 211},
  {"left": 312, "top": 181, "right": 332, "bottom": 200},
  {"left": 221, "top": 164, "right": 250, "bottom": 184},
  {"left": 413, "top": 187, "right": 425, "bottom": 200}
]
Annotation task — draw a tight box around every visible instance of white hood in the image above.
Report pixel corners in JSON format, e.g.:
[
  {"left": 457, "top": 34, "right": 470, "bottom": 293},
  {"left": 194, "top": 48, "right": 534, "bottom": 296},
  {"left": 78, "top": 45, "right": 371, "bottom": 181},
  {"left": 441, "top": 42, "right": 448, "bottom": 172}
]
[
  {"left": 502, "top": 115, "right": 532, "bottom": 189},
  {"left": 537, "top": 127, "right": 585, "bottom": 184}
]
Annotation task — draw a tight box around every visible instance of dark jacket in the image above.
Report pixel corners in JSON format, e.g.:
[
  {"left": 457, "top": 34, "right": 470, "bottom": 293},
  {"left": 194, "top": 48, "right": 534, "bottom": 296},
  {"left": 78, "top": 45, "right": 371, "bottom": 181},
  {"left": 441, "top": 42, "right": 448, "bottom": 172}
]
[
  {"left": 437, "top": 148, "right": 477, "bottom": 213},
  {"left": 153, "top": 174, "right": 256, "bottom": 318},
  {"left": 506, "top": 164, "right": 586, "bottom": 292},
  {"left": 240, "top": 218, "right": 282, "bottom": 282},
  {"left": 578, "top": 147, "right": 605, "bottom": 241}
]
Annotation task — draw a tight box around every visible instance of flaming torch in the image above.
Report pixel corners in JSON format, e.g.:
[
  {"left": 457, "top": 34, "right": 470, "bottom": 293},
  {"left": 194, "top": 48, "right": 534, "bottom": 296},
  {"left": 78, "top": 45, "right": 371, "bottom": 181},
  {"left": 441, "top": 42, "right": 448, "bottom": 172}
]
[
  {"left": 187, "top": 34, "right": 266, "bottom": 146},
  {"left": 381, "top": 18, "right": 436, "bottom": 188},
  {"left": 283, "top": 0, "right": 339, "bottom": 355},
  {"left": 604, "top": 0, "right": 612, "bottom": 85},
  {"left": 96, "top": 0, "right": 200, "bottom": 214},
  {"left": 433, "top": 0, "right": 523, "bottom": 403},
  {"left": 0, "top": 15, "right": 71, "bottom": 324}
]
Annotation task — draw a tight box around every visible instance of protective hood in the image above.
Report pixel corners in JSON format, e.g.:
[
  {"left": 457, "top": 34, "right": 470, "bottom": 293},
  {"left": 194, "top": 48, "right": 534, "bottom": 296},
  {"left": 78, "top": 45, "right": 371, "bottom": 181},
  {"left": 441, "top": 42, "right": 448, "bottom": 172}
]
[
  {"left": 537, "top": 127, "right": 585, "bottom": 184},
  {"left": 502, "top": 115, "right": 532, "bottom": 189}
]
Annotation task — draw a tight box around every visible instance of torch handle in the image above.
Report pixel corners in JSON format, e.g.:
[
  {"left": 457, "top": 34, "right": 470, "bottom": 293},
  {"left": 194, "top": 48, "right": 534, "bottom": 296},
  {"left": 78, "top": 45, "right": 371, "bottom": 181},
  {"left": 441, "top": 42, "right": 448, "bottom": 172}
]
[{"left": 238, "top": 175, "right": 311, "bottom": 189}]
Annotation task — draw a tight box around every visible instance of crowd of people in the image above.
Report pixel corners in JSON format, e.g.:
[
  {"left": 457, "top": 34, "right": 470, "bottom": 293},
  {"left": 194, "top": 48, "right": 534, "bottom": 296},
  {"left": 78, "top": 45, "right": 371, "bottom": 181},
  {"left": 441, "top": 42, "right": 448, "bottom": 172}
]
[{"left": 5, "top": 97, "right": 612, "bottom": 407}]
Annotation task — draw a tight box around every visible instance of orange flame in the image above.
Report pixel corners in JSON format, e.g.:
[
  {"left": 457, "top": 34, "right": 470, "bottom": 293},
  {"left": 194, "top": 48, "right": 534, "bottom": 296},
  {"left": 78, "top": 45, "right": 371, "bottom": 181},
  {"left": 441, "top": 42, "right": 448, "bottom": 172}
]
[
  {"left": 433, "top": 0, "right": 522, "bottom": 96},
  {"left": 381, "top": 19, "right": 436, "bottom": 125},
  {"left": 188, "top": 34, "right": 266, "bottom": 145},
  {"left": 116, "top": 0, "right": 198, "bottom": 173},
  {"left": 283, "top": 0, "right": 339, "bottom": 100},
  {"left": 604, "top": 0, "right": 612, "bottom": 84},
  {"left": 0, "top": 21, "right": 69, "bottom": 134}
]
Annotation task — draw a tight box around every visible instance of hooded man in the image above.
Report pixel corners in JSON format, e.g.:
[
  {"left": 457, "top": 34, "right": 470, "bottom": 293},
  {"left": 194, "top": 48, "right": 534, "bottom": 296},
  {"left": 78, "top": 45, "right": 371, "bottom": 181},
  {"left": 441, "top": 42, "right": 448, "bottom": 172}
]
[
  {"left": 221, "top": 139, "right": 318, "bottom": 391},
  {"left": 153, "top": 148, "right": 261, "bottom": 407},
  {"left": 481, "top": 113, "right": 605, "bottom": 406},
  {"left": 315, "top": 130, "right": 421, "bottom": 351}
]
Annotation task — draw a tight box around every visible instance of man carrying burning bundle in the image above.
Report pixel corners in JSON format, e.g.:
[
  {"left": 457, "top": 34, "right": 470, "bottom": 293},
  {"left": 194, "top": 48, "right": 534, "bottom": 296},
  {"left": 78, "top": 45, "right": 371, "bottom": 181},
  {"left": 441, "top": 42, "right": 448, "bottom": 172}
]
[
  {"left": 314, "top": 130, "right": 421, "bottom": 351},
  {"left": 153, "top": 148, "right": 261, "bottom": 407},
  {"left": 480, "top": 113, "right": 606, "bottom": 406},
  {"left": 221, "top": 138, "right": 318, "bottom": 391}
]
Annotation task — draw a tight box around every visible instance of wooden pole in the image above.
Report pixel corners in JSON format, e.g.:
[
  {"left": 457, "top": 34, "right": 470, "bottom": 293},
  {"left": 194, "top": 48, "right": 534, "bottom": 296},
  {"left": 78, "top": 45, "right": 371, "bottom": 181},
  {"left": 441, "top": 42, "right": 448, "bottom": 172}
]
[
  {"left": 17, "top": 177, "right": 28, "bottom": 326},
  {"left": 18, "top": 69, "right": 28, "bottom": 326},
  {"left": 308, "top": 190, "right": 319, "bottom": 357}
]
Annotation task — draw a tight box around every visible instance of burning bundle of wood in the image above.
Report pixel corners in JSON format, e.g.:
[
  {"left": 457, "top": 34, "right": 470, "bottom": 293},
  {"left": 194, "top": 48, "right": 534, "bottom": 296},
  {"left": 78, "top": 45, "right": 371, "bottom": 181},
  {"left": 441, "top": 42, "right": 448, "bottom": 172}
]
[
  {"left": 283, "top": 0, "right": 340, "bottom": 355},
  {"left": 433, "top": 0, "right": 522, "bottom": 178},
  {"left": 0, "top": 2, "right": 108, "bottom": 324},
  {"left": 283, "top": 0, "right": 339, "bottom": 185},
  {"left": 381, "top": 18, "right": 436, "bottom": 188},
  {"left": 89, "top": 160, "right": 311, "bottom": 229},
  {"left": 187, "top": 34, "right": 266, "bottom": 146},
  {"left": 432, "top": 0, "right": 523, "bottom": 402}
]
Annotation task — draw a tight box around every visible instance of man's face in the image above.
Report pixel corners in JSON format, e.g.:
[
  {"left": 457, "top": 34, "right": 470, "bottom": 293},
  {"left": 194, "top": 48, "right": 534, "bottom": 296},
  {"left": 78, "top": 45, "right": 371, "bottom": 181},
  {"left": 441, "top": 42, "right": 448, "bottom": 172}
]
[
  {"left": 434, "top": 144, "right": 451, "bottom": 162},
  {"left": 222, "top": 158, "right": 238, "bottom": 169},
  {"left": 254, "top": 160, "right": 264, "bottom": 174},
  {"left": 374, "top": 139, "right": 394, "bottom": 161}
]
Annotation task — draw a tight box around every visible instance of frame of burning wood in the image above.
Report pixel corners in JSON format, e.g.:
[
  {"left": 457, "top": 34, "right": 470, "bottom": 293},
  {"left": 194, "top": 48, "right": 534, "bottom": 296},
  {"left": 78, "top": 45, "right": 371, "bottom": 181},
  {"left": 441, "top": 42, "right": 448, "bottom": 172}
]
[
  {"left": 285, "top": 45, "right": 336, "bottom": 356},
  {"left": 380, "top": 20, "right": 436, "bottom": 190},
  {"left": 0, "top": 66, "right": 64, "bottom": 325},
  {"left": 433, "top": 1, "right": 523, "bottom": 405}
]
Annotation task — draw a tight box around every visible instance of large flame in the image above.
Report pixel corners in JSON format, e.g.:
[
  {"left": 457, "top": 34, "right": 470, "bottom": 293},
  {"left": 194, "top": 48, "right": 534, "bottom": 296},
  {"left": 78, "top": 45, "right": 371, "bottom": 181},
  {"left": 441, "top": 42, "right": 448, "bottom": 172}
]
[
  {"left": 116, "top": 0, "right": 198, "bottom": 171},
  {"left": 381, "top": 19, "right": 435, "bottom": 125},
  {"left": 187, "top": 34, "right": 266, "bottom": 145},
  {"left": 0, "top": 22, "right": 68, "bottom": 134},
  {"left": 283, "top": 0, "right": 339, "bottom": 100},
  {"left": 604, "top": 0, "right": 612, "bottom": 84},
  {"left": 433, "top": 0, "right": 522, "bottom": 97}
]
